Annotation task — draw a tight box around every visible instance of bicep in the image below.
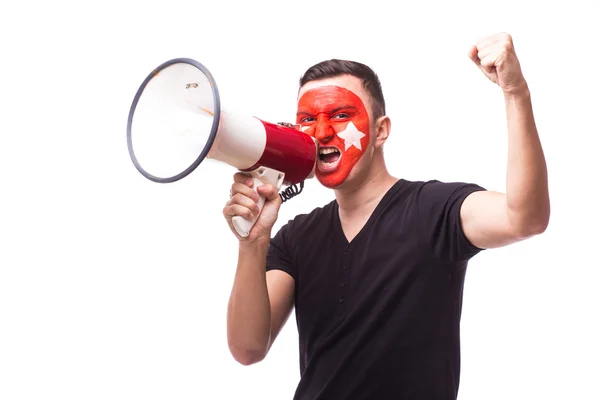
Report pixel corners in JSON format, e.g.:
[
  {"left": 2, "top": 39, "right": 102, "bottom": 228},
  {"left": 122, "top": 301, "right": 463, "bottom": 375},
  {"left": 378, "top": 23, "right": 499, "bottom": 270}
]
[
  {"left": 266, "top": 269, "right": 295, "bottom": 349},
  {"left": 460, "top": 190, "right": 526, "bottom": 249}
]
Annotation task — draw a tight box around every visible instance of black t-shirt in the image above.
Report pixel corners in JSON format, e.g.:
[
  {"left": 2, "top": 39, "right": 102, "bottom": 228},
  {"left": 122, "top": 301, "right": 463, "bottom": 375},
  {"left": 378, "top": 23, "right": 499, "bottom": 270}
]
[{"left": 266, "top": 179, "right": 486, "bottom": 400}]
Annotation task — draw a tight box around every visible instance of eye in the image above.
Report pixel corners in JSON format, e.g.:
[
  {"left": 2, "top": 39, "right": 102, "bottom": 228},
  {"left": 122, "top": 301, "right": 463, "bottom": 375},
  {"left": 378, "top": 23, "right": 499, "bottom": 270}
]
[
  {"left": 300, "top": 116, "right": 316, "bottom": 123},
  {"left": 332, "top": 113, "right": 350, "bottom": 120}
]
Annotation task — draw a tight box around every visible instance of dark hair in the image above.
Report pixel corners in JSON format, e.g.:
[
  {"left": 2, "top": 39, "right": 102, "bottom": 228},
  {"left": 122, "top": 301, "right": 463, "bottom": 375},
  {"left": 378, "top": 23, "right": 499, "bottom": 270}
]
[{"left": 299, "top": 59, "right": 386, "bottom": 119}]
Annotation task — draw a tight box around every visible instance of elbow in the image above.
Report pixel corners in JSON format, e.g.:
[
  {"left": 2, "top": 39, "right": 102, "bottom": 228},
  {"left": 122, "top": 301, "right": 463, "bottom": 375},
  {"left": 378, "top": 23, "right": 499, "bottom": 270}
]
[
  {"left": 516, "top": 210, "right": 550, "bottom": 238},
  {"left": 228, "top": 343, "right": 267, "bottom": 366},
  {"left": 531, "top": 215, "right": 550, "bottom": 235},
  {"left": 508, "top": 197, "right": 550, "bottom": 239},
  {"left": 529, "top": 204, "right": 551, "bottom": 235}
]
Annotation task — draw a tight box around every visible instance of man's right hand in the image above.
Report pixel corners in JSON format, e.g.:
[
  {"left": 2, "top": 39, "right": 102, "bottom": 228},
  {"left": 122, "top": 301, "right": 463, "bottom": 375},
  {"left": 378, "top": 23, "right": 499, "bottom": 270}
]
[{"left": 223, "top": 172, "right": 282, "bottom": 242}]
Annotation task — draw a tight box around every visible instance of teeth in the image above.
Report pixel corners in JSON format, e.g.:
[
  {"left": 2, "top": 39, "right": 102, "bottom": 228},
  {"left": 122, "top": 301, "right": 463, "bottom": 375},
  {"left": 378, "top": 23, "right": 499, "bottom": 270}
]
[{"left": 319, "top": 148, "right": 339, "bottom": 155}]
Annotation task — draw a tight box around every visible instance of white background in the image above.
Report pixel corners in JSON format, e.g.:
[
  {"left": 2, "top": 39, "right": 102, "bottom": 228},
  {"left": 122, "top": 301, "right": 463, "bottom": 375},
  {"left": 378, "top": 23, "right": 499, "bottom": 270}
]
[{"left": 1, "top": 0, "right": 599, "bottom": 399}]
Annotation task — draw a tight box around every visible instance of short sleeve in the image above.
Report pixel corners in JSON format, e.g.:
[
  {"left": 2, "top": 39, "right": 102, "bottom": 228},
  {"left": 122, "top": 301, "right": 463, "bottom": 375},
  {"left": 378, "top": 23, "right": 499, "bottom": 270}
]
[
  {"left": 266, "top": 220, "right": 296, "bottom": 279},
  {"left": 416, "top": 180, "right": 487, "bottom": 263}
]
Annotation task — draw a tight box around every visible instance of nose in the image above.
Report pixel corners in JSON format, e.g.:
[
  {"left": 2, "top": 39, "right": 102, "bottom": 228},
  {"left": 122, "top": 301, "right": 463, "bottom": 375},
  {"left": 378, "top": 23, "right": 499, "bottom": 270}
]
[{"left": 314, "top": 119, "right": 334, "bottom": 142}]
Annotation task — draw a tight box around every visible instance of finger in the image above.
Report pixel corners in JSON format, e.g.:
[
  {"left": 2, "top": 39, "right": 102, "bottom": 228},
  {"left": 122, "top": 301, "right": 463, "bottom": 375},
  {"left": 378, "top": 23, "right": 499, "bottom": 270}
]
[
  {"left": 233, "top": 172, "right": 254, "bottom": 186},
  {"left": 223, "top": 204, "right": 258, "bottom": 220},
  {"left": 470, "top": 42, "right": 498, "bottom": 66},
  {"left": 479, "top": 54, "right": 497, "bottom": 73},
  {"left": 475, "top": 32, "right": 505, "bottom": 49},
  {"left": 469, "top": 45, "right": 492, "bottom": 74},
  {"left": 477, "top": 44, "right": 498, "bottom": 63},
  {"left": 468, "top": 45, "right": 480, "bottom": 65},
  {"left": 229, "top": 193, "right": 261, "bottom": 214},
  {"left": 231, "top": 182, "right": 259, "bottom": 202},
  {"left": 477, "top": 33, "right": 514, "bottom": 58},
  {"left": 475, "top": 38, "right": 495, "bottom": 52}
]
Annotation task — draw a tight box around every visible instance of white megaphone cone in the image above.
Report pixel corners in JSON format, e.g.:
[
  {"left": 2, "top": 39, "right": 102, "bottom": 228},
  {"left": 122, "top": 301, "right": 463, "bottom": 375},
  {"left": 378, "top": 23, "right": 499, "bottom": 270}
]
[{"left": 127, "top": 58, "right": 317, "bottom": 237}]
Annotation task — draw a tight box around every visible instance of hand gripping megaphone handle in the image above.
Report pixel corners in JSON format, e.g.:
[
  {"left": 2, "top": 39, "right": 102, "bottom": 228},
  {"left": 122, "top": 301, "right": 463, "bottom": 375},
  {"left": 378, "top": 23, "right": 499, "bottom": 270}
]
[{"left": 232, "top": 166, "right": 285, "bottom": 238}]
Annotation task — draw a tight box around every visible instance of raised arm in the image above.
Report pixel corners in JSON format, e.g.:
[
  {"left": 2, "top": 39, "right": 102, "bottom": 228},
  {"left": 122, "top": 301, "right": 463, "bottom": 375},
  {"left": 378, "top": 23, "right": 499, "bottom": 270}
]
[
  {"left": 461, "top": 33, "right": 550, "bottom": 249},
  {"left": 223, "top": 173, "right": 295, "bottom": 365}
]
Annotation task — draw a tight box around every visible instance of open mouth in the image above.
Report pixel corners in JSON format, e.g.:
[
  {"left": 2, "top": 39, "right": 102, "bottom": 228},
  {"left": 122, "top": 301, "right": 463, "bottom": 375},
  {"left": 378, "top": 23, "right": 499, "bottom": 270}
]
[{"left": 318, "top": 146, "right": 341, "bottom": 172}]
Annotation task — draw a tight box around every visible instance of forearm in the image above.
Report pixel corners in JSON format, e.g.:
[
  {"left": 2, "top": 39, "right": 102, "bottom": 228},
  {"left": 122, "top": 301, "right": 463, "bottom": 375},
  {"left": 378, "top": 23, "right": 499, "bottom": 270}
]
[
  {"left": 227, "top": 238, "right": 272, "bottom": 363},
  {"left": 504, "top": 84, "right": 550, "bottom": 234}
]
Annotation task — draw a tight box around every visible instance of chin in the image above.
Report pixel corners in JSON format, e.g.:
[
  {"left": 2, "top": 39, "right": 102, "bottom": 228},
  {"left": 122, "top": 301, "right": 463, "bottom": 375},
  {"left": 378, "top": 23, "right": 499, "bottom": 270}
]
[
  {"left": 316, "top": 177, "right": 340, "bottom": 189},
  {"left": 316, "top": 171, "right": 352, "bottom": 189},
  {"left": 315, "top": 157, "right": 363, "bottom": 189}
]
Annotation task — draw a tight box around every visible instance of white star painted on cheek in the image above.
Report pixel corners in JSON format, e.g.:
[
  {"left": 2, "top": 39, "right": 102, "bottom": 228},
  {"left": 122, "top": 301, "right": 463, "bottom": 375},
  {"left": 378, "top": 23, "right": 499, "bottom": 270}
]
[{"left": 336, "top": 121, "right": 366, "bottom": 151}]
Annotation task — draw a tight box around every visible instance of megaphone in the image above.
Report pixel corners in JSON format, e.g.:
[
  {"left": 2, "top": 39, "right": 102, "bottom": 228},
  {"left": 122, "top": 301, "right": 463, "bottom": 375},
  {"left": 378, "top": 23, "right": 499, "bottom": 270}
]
[{"left": 126, "top": 58, "right": 317, "bottom": 237}]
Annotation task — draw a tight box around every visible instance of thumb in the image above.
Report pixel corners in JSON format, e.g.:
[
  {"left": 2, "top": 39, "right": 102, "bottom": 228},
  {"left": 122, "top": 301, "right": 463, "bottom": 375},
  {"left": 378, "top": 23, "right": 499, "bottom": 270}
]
[
  {"left": 468, "top": 45, "right": 480, "bottom": 66},
  {"left": 257, "top": 184, "right": 282, "bottom": 204},
  {"left": 468, "top": 45, "right": 494, "bottom": 74}
]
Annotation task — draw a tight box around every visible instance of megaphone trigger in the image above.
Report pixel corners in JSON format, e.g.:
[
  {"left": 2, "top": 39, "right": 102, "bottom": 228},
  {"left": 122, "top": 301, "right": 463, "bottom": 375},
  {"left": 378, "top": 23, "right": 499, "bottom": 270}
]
[{"left": 231, "top": 166, "right": 285, "bottom": 238}]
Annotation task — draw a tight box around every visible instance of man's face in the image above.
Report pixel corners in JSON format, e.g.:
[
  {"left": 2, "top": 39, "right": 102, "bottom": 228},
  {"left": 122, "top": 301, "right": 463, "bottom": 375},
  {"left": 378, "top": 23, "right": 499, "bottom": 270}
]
[{"left": 296, "top": 76, "right": 372, "bottom": 188}]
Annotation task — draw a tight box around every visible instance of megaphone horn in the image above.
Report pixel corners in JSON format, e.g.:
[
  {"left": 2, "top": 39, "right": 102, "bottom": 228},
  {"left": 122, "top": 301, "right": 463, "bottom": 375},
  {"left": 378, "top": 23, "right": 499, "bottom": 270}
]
[{"left": 126, "top": 58, "right": 317, "bottom": 237}]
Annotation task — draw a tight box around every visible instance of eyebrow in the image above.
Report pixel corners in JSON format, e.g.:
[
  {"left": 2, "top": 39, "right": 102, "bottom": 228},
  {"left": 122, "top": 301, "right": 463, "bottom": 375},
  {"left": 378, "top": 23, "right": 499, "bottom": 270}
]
[{"left": 296, "top": 104, "right": 359, "bottom": 117}]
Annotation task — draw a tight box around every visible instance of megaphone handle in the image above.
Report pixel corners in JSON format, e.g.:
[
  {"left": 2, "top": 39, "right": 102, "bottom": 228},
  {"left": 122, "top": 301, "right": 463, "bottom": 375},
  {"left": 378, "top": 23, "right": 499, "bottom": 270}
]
[{"left": 232, "top": 167, "right": 285, "bottom": 238}]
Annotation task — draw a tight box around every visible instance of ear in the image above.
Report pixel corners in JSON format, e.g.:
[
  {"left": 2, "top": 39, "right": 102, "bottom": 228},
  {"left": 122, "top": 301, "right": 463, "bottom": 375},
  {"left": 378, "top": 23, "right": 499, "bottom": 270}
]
[{"left": 373, "top": 115, "right": 391, "bottom": 149}]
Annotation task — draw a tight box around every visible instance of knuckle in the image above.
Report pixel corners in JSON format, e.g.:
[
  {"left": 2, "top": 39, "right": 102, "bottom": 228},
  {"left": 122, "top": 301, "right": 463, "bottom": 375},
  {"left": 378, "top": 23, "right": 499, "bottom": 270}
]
[
  {"left": 233, "top": 182, "right": 245, "bottom": 193},
  {"left": 233, "top": 172, "right": 248, "bottom": 183},
  {"left": 234, "top": 194, "right": 253, "bottom": 208},
  {"left": 234, "top": 183, "right": 254, "bottom": 198},
  {"left": 233, "top": 193, "right": 245, "bottom": 202},
  {"left": 233, "top": 205, "right": 244, "bottom": 216}
]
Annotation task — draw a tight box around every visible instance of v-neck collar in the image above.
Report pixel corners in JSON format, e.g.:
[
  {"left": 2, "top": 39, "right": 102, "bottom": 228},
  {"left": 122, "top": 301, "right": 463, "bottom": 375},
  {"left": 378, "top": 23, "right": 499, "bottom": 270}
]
[{"left": 333, "top": 179, "right": 406, "bottom": 251}]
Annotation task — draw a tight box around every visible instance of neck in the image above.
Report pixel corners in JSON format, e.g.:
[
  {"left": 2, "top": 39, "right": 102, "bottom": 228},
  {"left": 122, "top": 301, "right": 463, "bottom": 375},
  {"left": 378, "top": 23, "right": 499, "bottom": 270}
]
[{"left": 334, "top": 153, "right": 398, "bottom": 213}]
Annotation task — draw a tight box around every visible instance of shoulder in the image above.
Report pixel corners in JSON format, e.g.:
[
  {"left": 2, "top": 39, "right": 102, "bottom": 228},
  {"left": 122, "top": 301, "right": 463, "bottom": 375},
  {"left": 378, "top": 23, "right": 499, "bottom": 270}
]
[
  {"left": 403, "top": 178, "right": 485, "bottom": 194},
  {"left": 398, "top": 179, "right": 487, "bottom": 262},
  {"left": 403, "top": 179, "right": 486, "bottom": 206},
  {"left": 388, "top": 178, "right": 486, "bottom": 226},
  {"left": 267, "top": 200, "right": 336, "bottom": 272},
  {"left": 275, "top": 200, "right": 337, "bottom": 240},
  {"left": 379, "top": 179, "right": 471, "bottom": 209}
]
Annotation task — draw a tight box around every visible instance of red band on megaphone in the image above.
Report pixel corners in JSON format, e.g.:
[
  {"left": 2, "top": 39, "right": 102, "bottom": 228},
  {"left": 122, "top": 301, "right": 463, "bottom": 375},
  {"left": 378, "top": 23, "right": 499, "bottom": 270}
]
[{"left": 241, "top": 120, "right": 316, "bottom": 185}]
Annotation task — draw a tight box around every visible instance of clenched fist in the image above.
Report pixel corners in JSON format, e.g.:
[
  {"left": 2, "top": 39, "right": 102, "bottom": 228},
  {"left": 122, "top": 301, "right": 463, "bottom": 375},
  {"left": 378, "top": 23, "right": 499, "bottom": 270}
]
[
  {"left": 223, "top": 172, "right": 282, "bottom": 242},
  {"left": 469, "top": 33, "right": 527, "bottom": 95}
]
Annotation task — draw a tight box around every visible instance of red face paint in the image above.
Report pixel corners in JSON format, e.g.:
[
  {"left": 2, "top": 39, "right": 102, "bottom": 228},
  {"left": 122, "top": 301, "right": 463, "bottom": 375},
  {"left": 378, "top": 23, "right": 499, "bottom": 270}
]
[{"left": 296, "top": 86, "right": 370, "bottom": 188}]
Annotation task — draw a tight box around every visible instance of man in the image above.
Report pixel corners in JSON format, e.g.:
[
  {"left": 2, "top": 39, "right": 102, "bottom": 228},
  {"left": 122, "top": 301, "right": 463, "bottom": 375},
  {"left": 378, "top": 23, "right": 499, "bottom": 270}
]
[{"left": 223, "top": 32, "right": 550, "bottom": 399}]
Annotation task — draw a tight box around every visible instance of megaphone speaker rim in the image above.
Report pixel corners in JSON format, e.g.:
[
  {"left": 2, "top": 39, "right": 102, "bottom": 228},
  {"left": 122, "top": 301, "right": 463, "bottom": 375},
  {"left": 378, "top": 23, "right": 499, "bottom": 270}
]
[{"left": 126, "top": 57, "right": 221, "bottom": 183}]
